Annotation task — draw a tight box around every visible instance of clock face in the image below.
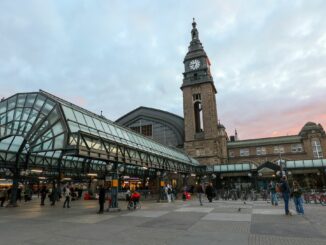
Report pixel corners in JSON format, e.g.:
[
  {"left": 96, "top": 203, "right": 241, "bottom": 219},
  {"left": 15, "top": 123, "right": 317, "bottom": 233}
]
[{"left": 189, "top": 59, "right": 200, "bottom": 70}]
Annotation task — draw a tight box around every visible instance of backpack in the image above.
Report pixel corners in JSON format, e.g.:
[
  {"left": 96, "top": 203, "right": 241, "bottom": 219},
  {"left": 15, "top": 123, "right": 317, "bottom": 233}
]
[{"left": 167, "top": 188, "right": 172, "bottom": 194}]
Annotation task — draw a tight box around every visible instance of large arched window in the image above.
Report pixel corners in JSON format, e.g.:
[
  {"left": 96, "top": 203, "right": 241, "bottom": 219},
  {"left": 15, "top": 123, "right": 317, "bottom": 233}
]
[
  {"left": 193, "top": 93, "right": 203, "bottom": 133},
  {"left": 311, "top": 138, "right": 323, "bottom": 158}
]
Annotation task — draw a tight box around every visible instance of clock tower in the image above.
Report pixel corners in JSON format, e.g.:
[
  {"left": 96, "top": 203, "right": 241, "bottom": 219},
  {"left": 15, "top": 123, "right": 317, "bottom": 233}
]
[{"left": 181, "top": 19, "right": 227, "bottom": 165}]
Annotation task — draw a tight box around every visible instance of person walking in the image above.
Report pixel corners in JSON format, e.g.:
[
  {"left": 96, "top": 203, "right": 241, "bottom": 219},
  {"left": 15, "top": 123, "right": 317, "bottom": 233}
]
[
  {"left": 50, "top": 186, "right": 58, "bottom": 206},
  {"left": 0, "top": 187, "right": 7, "bottom": 207},
  {"left": 280, "top": 175, "right": 291, "bottom": 215},
  {"left": 269, "top": 181, "right": 278, "bottom": 206},
  {"left": 166, "top": 184, "right": 172, "bottom": 203},
  {"left": 205, "top": 182, "right": 214, "bottom": 203},
  {"left": 40, "top": 186, "right": 47, "bottom": 206},
  {"left": 292, "top": 181, "right": 304, "bottom": 215},
  {"left": 63, "top": 186, "right": 71, "bottom": 208},
  {"left": 196, "top": 183, "right": 205, "bottom": 206},
  {"left": 97, "top": 185, "right": 106, "bottom": 214}
]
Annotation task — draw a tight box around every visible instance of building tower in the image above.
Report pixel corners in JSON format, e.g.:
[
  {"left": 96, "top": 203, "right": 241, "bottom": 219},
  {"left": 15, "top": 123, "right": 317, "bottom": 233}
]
[{"left": 181, "top": 19, "right": 227, "bottom": 165}]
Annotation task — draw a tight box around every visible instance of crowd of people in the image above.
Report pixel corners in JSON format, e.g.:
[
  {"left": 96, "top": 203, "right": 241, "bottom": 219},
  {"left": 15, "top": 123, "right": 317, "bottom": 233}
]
[{"left": 0, "top": 176, "right": 306, "bottom": 217}]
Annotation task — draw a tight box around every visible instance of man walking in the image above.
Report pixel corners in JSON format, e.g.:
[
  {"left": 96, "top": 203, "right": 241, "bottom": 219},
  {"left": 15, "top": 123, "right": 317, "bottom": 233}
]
[
  {"left": 280, "top": 176, "right": 291, "bottom": 215},
  {"left": 40, "top": 186, "right": 47, "bottom": 206},
  {"left": 205, "top": 182, "right": 214, "bottom": 203},
  {"left": 197, "top": 183, "right": 205, "bottom": 206},
  {"left": 98, "top": 185, "right": 106, "bottom": 214}
]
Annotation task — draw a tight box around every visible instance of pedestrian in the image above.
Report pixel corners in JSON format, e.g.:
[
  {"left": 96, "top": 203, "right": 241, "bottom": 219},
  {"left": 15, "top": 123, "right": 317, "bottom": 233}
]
[
  {"left": 40, "top": 186, "right": 47, "bottom": 206},
  {"left": 205, "top": 182, "right": 214, "bottom": 203},
  {"left": 196, "top": 183, "right": 205, "bottom": 206},
  {"left": 63, "top": 185, "right": 71, "bottom": 208},
  {"left": 97, "top": 185, "right": 106, "bottom": 214},
  {"left": 292, "top": 181, "right": 304, "bottom": 215},
  {"left": 0, "top": 187, "right": 7, "bottom": 207},
  {"left": 17, "top": 187, "right": 22, "bottom": 202},
  {"left": 280, "top": 175, "right": 291, "bottom": 215},
  {"left": 50, "top": 186, "right": 58, "bottom": 206},
  {"left": 166, "top": 184, "right": 172, "bottom": 203},
  {"left": 269, "top": 181, "right": 278, "bottom": 206},
  {"left": 24, "top": 186, "right": 33, "bottom": 202}
]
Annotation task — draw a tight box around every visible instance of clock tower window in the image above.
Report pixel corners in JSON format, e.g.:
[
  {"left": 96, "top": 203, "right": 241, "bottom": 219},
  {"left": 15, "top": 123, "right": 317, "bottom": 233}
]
[{"left": 194, "top": 100, "right": 203, "bottom": 133}]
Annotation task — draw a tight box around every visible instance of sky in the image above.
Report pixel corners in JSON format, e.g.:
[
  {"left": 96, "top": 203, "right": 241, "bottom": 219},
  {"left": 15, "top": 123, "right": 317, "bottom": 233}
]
[{"left": 0, "top": 0, "right": 325, "bottom": 140}]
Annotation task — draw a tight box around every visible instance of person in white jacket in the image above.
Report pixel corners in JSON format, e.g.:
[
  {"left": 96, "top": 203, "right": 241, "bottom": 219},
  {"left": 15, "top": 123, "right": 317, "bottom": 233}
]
[{"left": 63, "top": 186, "right": 71, "bottom": 208}]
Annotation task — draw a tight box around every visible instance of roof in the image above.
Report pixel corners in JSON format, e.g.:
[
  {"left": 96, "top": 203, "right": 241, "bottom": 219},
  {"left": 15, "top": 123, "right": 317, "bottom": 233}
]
[
  {"left": 39, "top": 91, "right": 198, "bottom": 166},
  {"left": 227, "top": 135, "right": 302, "bottom": 148},
  {"left": 116, "top": 106, "right": 185, "bottom": 146},
  {"left": 0, "top": 91, "right": 200, "bottom": 178}
]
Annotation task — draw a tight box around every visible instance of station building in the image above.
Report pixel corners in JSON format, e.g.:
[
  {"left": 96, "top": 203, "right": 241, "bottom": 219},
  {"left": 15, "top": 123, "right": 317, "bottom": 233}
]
[{"left": 117, "top": 19, "right": 326, "bottom": 189}]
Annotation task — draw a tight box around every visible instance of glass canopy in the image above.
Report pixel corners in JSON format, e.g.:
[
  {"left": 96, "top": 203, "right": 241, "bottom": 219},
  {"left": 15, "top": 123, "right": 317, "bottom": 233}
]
[
  {"left": 0, "top": 91, "right": 199, "bottom": 178},
  {"left": 286, "top": 159, "right": 326, "bottom": 169}
]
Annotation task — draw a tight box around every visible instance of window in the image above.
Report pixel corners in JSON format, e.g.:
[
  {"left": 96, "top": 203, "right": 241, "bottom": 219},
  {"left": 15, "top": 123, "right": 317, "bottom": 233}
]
[
  {"left": 256, "top": 147, "right": 266, "bottom": 155},
  {"left": 229, "top": 150, "right": 234, "bottom": 158},
  {"left": 130, "top": 125, "right": 152, "bottom": 137},
  {"left": 141, "top": 125, "right": 152, "bottom": 137},
  {"left": 240, "top": 148, "right": 249, "bottom": 157},
  {"left": 311, "top": 138, "right": 323, "bottom": 159},
  {"left": 130, "top": 126, "right": 140, "bottom": 134},
  {"left": 291, "top": 144, "right": 303, "bottom": 153},
  {"left": 274, "top": 145, "right": 285, "bottom": 154},
  {"left": 192, "top": 93, "right": 201, "bottom": 101}
]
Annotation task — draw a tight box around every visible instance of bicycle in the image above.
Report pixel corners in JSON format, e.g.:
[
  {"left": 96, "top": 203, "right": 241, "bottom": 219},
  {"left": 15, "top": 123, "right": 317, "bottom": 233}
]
[{"left": 127, "top": 197, "right": 141, "bottom": 210}]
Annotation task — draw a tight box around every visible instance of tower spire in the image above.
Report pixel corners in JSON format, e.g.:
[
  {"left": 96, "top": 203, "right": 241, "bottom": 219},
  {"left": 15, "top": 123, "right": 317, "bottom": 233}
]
[{"left": 191, "top": 18, "right": 199, "bottom": 40}]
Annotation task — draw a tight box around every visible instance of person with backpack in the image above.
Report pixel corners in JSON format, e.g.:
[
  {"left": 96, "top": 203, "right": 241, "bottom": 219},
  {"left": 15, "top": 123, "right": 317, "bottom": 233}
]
[{"left": 280, "top": 175, "right": 291, "bottom": 215}]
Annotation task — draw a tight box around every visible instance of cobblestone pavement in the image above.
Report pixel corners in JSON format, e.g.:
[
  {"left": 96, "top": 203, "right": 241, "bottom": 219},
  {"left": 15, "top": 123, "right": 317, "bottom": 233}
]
[{"left": 0, "top": 197, "right": 325, "bottom": 245}]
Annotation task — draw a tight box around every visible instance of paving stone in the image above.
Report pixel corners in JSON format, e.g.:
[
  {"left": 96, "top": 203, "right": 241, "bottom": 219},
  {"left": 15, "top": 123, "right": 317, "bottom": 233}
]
[
  {"left": 252, "top": 208, "right": 296, "bottom": 215},
  {"left": 122, "top": 210, "right": 169, "bottom": 218},
  {"left": 249, "top": 234, "right": 326, "bottom": 245},
  {"left": 174, "top": 207, "right": 214, "bottom": 213},
  {"left": 250, "top": 222, "right": 325, "bottom": 238},
  {"left": 202, "top": 213, "right": 252, "bottom": 222}
]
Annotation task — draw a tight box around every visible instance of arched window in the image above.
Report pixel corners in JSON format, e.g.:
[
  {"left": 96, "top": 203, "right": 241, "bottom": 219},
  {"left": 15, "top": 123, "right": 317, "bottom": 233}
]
[
  {"left": 193, "top": 93, "right": 203, "bottom": 133},
  {"left": 311, "top": 138, "right": 323, "bottom": 158}
]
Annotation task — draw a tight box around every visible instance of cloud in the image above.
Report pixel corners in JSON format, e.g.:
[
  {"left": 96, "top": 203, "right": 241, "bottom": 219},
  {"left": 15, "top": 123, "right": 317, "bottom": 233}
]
[{"left": 0, "top": 0, "right": 325, "bottom": 140}]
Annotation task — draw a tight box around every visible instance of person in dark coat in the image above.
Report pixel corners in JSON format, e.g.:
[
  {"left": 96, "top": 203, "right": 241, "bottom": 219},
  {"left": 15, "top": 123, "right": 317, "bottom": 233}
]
[
  {"left": 98, "top": 185, "right": 106, "bottom": 214},
  {"left": 280, "top": 175, "right": 291, "bottom": 215},
  {"left": 40, "top": 186, "right": 47, "bottom": 206},
  {"left": 205, "top": 182, "right": 214, "bottom": 203}
]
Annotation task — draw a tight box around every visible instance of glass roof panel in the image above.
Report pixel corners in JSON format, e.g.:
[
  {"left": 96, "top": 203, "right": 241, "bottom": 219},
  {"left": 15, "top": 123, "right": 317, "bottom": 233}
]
[
  {"left": 62, "top": 105, "right": 77, "bottom": 122},
  {"left": 313, "top": 159, "right": 323, "bottom": 167},
  {"left": 73, "top": 110, "right": 87, "bottom": 125}
]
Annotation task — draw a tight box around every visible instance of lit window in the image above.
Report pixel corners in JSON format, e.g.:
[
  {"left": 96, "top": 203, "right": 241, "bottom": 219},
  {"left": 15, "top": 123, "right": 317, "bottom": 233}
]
[
  {"left": 274, "top": 145, "right": 284, "bottom": 154},
  {"left": 240, "top": 148, "right": 249, "bottom": 157},
  {"left": 291, "top": 144, "right": 303, "bottom": 153},
  {"left": 311, "top": 138, "right": 323, "bottom": 159},
  {"left": 256, "top": 147, "right": 266, "bottom": 155}
]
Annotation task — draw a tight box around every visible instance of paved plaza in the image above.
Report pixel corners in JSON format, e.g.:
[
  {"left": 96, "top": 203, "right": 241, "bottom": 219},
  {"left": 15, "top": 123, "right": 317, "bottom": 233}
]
[{"left": 0, "top": 197, "right": 326, "bottom": 245}]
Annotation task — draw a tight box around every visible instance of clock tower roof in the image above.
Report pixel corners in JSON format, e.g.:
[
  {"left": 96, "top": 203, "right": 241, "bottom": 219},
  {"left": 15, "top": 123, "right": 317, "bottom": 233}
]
[
  {"left": 181, "top": 19, "right": 216, "bottom": 92},
  {"left": 184, "top": 18, "right": 208, "bottom": 62}
]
